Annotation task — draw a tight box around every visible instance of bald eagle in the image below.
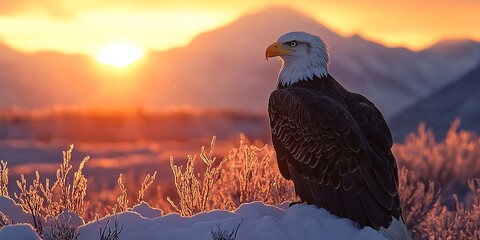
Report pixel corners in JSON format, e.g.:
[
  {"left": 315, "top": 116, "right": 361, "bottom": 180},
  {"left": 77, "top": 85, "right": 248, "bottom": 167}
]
[{"left": 266, "top": 32, "right": 412, "bottom": 240}]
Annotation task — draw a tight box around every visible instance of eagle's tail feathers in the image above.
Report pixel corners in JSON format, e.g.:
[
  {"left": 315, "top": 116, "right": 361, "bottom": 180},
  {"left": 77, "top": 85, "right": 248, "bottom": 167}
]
[{"left": 379, "top": 216, "right": 412, "bottom": 240}]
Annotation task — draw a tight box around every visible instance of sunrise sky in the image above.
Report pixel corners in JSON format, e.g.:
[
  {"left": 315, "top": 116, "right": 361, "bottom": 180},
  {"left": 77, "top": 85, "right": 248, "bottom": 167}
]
[{"left": 0, "top": 0, "right": 479, "bottom": 57}]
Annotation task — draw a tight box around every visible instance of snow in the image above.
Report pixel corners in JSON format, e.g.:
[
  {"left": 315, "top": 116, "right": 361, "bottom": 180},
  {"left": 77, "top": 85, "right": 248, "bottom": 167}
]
[
  {"left": 0, "top": 196, "right": 43, "bottom": 224},
  {"left": 131, "top": 201, "right": 163, "bottom": 218},
  {"left": 77, "top": 201, "right": 385, "bottom": 240},
  {"left": 0, "top": 224, "right": 41, "bottom": 240},
  {"left": 0, "top": 198, "right": 386, "bottom": 240},
  {"left": 45, "top": 210, "right": 85, "bottom": 228}
]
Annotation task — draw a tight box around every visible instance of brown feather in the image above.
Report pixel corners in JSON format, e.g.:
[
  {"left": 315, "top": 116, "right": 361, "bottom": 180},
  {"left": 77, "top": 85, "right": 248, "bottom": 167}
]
[{"left": 269, "top": 74, "right": 401, "bottom": 229}]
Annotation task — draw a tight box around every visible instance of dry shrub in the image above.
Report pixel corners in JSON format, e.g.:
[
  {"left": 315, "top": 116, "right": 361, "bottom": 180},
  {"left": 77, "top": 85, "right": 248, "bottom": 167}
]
[
  {"left": 114, "top": 174, "right": 129, "bottom": 213},
  {"left": 167, "top": 135, "right": 294, "bottom": 215},
  {"left": 2, "top": 124, "right": 480, "bottom": 238},
  {"left": 210, "top": 218, "right": 243, "bottom": 240},
  {"left": 394, "top": 119, "right": 480, "bottom": 203},
  {"left": 0, "top": 160, "right": 8, "bottom": 197},
  {"left": 398, "top": 167, "right": 441, "bottom": 239},
  {"left": 417, "top": 179, "right": 480, "bottom": 240},
  {"left": 44, "top": 216, "right": 80, "bottom": 240},
  {"left": 10, "top": 145, "right": 89, "bottom": 233},
  {"left": 15, "top": 171, "right": 44, "bottom": 233},
  {"left": 396, "top": 120, "right": 480, "bottom": 239},
  {"left": 61, "top": 147, "right": 89, "bottom": 216},
  {"left": 39, "top": 145, "right": 89, "bottom": 218},
  {"left": 0, "top": 160, "right": 17, "bottom": 229},
  {"left": 399, "top": 166, "right": 480, "bottom": 240},
  {"left": 97, "top": 216, "right": 123, "bottom": 240},
  {"left": 168, "top": 137, "right": 227, "bottom": 216},
  {"left": 111, "top": 171, "right": 157, "bottom": 213},
  {"left": 87, "top": 171, "right": 164, "bottom": 218},
  {"left": 215, "top": 135, "right": 294, "bottom": 209},
  {"left": 0, "top": 211, "right": 11, "bottom": 228},
  {"left": 137, "top": 171, "right": 157, "bottom": 203},
  {"left": 146, "top": 185, "right": 174, "bottom": 214}
]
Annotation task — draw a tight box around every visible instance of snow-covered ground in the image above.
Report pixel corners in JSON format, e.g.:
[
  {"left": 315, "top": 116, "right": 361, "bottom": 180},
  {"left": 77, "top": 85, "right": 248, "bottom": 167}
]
[{"left": 0, "top": 196, "right": 386, "bottom": 240}]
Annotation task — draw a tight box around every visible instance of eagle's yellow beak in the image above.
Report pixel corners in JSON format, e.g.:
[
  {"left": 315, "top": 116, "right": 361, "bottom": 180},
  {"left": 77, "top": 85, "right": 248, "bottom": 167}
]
[{"left": 265, "top": 42, "right": 291, "bottom": 60}]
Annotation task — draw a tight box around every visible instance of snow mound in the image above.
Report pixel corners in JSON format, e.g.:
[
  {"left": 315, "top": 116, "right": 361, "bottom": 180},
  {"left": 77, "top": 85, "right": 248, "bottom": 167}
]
[
  {"left": 46, "top": 210, "right": 85, "bottom": 227},
  {"left": 0, "top": 223, "right": 41, "bottom": 240},
  {"left": 0, "top": 196, "right": 42, "bottom": 224},
  {"left": 131, "top": 201, "right": 163, "bottom": 218},
  {"left": 0, "top": 198, "right": 386, "bottom": 239},
  {"left": 78, "top": 201, "right": 386, "bottom": 240}
]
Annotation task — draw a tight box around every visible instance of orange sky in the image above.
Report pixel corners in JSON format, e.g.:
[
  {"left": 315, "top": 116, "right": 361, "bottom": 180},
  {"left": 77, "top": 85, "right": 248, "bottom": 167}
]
[{"left": 0, "top": 0, "right": 479, "bottom": 56}]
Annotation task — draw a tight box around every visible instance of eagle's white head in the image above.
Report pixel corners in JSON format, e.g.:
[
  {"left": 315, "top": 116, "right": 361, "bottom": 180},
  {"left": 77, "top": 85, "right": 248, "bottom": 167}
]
[{"left": 266, "top": 31, "right": 329, "bottom": 86}]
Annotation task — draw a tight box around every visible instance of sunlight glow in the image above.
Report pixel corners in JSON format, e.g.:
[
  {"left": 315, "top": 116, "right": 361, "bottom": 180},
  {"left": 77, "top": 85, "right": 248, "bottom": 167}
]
[
  {"left": 97, "top": 44, "right": 143, "bottom": 68},
  {"left": 1, "top": 3, "right": 479, "bottom": 54}
]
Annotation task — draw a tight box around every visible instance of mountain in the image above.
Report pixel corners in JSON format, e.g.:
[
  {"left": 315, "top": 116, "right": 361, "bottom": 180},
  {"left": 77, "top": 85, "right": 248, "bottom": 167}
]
[
  {"left": 140, "top": 6, "right": 480, "bottom": 117},
  {"left": 2, "top": 6, "right": 480, "bottom": 119},
  {"left": 0, "top": 46, "right": 100, "bottom": 108},
  {"left": 390, "top": 62, "right": 480, "bottom": 141},
  {"left": 0, "top": 44, "right": 157, "bottom": 109}
]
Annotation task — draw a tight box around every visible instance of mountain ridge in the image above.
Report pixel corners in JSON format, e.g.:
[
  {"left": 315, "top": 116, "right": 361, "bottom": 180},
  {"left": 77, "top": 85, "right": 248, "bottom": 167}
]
[
  {"left": 390, "top": 62, "right": 480, "bottom": 141},
  {"left": 2, "top": 6, "right": 480, "bottom": 120},
  {"left": 140, "top": 6, "right": 480, "bottom": 117}
]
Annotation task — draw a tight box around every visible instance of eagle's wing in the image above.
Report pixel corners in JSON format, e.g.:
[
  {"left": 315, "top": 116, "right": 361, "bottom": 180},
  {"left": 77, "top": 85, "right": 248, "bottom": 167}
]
[
  {"left": 352, "top": 93, "right": 399, "bottom": 188},
  {"left": 268, "top": 87, "right": 400, "bottom": 229}
]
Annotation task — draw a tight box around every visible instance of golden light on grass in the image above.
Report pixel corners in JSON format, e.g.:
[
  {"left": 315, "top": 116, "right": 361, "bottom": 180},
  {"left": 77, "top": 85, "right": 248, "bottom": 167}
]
[{"left": 97, "top": 43, "right": 143, "bottom": 68}]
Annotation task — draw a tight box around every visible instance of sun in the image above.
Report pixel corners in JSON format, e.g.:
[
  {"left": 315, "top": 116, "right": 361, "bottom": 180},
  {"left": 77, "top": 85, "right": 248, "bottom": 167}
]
[{"left": 97, "top": 44, "right": 143, "bottom": 68}]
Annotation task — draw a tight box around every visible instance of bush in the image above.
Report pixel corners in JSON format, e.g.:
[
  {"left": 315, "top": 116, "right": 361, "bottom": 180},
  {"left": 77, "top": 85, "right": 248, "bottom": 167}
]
[
  {"left": 167, "top": 136, "right": 227, "bottom": 216},
  {"left": 97, "top": 217, "right": 123, "bottom": 240},
  {"left": 395, "top": 120, "right": 480, "bottom": 239},
  {"left": 394, "top": 119, "right": 480, "bottom": 204},
  {"left": 214, "top": 136, "right": 294, "bottom": 209},
  {"left": 1, "top": 123, "right": 480, "bottom": 238},
  {"left": 210, "top": 218, "right": 243, "bottom": 240},
  {"left": 44, "top": 216, "right": 80, "bottom": 240},
  {"left": 167, "top": 135, "right": 294, "bottom": 215},
  {"left": 0, "top": 161, "right": 8, "bottom": 197}
]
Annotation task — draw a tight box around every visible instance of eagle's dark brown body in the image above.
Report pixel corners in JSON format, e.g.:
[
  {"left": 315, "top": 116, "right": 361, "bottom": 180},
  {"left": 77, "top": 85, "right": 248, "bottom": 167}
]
[{"left": 269, "top": 74, "right": 401, "bottom": 229}]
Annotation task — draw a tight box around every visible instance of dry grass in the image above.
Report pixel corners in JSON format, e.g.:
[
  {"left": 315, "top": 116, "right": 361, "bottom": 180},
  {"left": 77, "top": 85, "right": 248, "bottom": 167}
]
[
  {"left": 164, "top": 129, "right": 480, "bottom": 238},
  {"left": 394, "top": 119, "right": 480, "bottom": 203},
  {"left": 14, "top": 171, "right": 44, "bottom": 233},
  {"left": 398, "top": 167, "right": 441, "bottom": 239},
  {"left": 411, "top": 178, "right": 480, "bottom": 240},
  {"left": 167, "top": 136, "right": 227, "bottom": 216},
  {"left": 211, "top": 218, "right": 243, "bottom": 240},
  {"left": 0, "top": 123, "right": 480, "bottom": 238},
  {"left": 110, "top": 170, "right": 158, "bottom": 213},
  {"left": 395, "top": 120, "right": 480, "bottom": 239},
  {"left": 97, "top": 217, "right": 123, "bottom": 240},
  {"left": 4, "top": 145, "right": 90, "bottom": 234},
  {"left": 113, "top": 174, "right": 128, "bottom": 213},
  {"left": 44, "top": 216, "right": 80, "bottom": 240},
  {"left": 0, "top": 161, "right": 8, "bottom": 197},
  {"left": 214, "top": 135, "right": 294, "bottom": 210},
  {"left": 137, "top": 171, "right": 157, "bottom": 204},
  {"left": 0, "top": 211, "right": 11, "bottom": 228},
  {"left": 165, "top": 135, "right": 294, "bottom": 215}
]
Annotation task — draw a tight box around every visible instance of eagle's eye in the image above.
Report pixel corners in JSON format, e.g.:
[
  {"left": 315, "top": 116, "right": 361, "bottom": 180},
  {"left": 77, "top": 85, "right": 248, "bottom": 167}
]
[{"left": 288, "top": 41, "right": 298, "bottom": 47}]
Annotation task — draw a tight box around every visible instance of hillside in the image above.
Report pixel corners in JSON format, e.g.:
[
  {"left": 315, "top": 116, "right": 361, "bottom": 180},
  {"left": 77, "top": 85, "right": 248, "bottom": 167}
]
[{"left": 390, "top": 62, "right": 480, "bottom": 141}]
